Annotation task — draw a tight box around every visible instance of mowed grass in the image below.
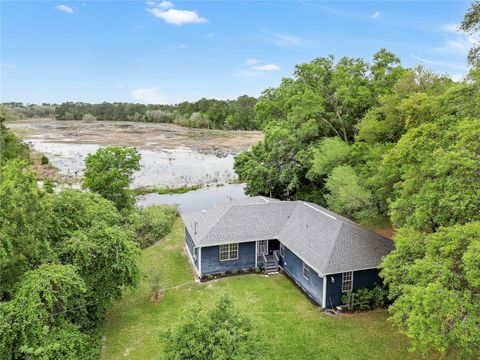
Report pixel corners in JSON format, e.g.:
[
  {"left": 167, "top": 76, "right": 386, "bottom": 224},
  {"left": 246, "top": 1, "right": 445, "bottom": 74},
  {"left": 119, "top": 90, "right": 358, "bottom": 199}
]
[{"left": 102, "top": 218, "right": 440, "bottom": 360}]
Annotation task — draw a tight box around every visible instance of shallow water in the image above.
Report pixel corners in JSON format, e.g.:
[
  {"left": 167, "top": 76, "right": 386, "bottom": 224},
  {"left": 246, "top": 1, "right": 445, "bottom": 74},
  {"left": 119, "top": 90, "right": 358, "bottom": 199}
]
[
  {"left": 8, "top": 118, "right": 263, "bottom": 187},
  {"left": 137, "top": 183, "right": 248, "bottom": 213},
  {"left": 27, "top": 140, "right": 237, "bottom": 187}
]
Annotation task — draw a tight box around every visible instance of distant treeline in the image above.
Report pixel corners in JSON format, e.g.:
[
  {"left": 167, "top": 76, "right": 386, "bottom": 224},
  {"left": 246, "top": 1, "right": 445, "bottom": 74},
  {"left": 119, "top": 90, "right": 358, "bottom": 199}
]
[
  {"left": 3, "top": 96, "right": 258, "bottom": 130},
  {"left": 4, "top": 102, "right": 56, "bottom": 119}
]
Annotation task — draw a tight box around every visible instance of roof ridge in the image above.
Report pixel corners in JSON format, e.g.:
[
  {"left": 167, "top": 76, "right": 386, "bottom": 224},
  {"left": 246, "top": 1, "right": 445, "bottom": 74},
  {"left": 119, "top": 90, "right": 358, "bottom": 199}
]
[
  {"left": 275, "top": 201, "right": 300, "bottom": 237},
  {"left": 321, "top": 221, "right": 347, "bottom": 273},
  {"left": 195, "top": 202, "right": 234, "bottom": 242}
]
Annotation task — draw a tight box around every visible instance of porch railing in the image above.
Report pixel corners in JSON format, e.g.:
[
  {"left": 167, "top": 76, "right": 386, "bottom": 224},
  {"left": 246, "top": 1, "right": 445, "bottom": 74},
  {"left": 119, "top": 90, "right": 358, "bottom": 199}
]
[{"left": 273, "top": 250, "right": 280, "bottom": 267}]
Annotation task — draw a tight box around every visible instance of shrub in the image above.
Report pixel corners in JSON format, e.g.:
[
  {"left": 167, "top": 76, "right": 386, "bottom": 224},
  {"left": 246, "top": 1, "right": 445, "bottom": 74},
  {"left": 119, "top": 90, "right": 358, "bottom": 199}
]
[
  {"left": 148, "top": 270, "right": 164, "bottom": 301},
  {"left": 341, "top": 285, "right": 388, "bottom": 311},
  {"left": 127, "top": 205, "right": 178, "bottom": 248},
  {"left": 40, "top": 154, "right": 49, "bottom": 164},
  {"left": 82, "top": 113, "right": 96, "bottom": 121},
  {"left": 163, "top": 296, "right": 261, "bottom": 359},
  {"left": 207, "top": 274, "right": 214, "bottom": 280}
]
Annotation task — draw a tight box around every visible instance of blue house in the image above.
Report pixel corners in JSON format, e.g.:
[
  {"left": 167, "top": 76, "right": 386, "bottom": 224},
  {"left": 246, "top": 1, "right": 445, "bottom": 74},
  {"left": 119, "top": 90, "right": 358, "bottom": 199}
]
[{"left": 181, "top": 197, "right": 393, "bottom": 308}]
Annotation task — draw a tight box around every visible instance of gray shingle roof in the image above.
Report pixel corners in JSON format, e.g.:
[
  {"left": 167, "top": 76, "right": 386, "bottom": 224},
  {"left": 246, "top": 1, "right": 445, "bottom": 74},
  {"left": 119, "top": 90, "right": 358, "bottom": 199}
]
[{"left": 181, "top": 197, "right": 394, "bottom": 275}]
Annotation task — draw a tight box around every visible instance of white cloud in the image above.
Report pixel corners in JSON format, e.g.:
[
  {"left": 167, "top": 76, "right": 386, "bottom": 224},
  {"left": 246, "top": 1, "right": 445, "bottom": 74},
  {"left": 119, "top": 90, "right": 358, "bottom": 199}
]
[
  {"left": 263, "top": 31, "right": 307, "bottom": 48},
  {"left": 441, "top": 23, "right": 460, "bottom": 33},
  {"left": 158, "top": 1, "right": 173, "bottom": 9},
  {"left": 450, "top": 73, "right": 465, "bottom": 82},
  {"left": 171, "top": 43, "right": 188, "bottom": 49},
  {"left": 244, "top": 59, "right": 261, "bottom": 66},
  {"left": 371, "top": 11, "right": 380, "bottom": 19},
  {"left": 147, "top": 8, "right": 207, "bottom": 25},
  {"left": 411, "top": 55, "right": 466, "bottom": 70},
  {"left": 432, "top": 35, "right": 477, "bottom": 55},
  {"left": 237, "top": 60, "right": 280, "bottom": 76},
  {"left": 0, "top": 63, "right": 16, "bottom": 77},
  {"left": 131, "top": 87, "right": 169, "bottom": 104},
  {"left": 250, "top": 64, "right": 280, "bottom": 72},
  {"left": 145, "top": 1, "right": 156, "bottom": 5},
  {"left": 55, "top": 4, "right": 74, "bottom": 14}
]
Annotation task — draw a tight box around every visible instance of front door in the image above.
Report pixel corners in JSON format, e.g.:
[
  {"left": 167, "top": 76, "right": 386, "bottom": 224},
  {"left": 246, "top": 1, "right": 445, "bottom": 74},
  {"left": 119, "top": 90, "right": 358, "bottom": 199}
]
[{"left": 257, "top": 240, "right": 268, "bottom": 255}]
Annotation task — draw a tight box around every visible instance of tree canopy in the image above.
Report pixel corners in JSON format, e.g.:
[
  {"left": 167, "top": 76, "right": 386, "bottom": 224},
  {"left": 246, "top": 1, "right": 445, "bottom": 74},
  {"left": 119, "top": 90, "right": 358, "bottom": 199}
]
[
  {"left": 0, "top": 127, "right": 142, "bottom": 358},
  {"left": 163, "top": 296, "right": 261, "bottom": 359},
  {"left": 82, "top": 146, "right": 141, "bottom": 211},
  {"left": 235, "top": 43, "right": 480, "bottom": 356}
]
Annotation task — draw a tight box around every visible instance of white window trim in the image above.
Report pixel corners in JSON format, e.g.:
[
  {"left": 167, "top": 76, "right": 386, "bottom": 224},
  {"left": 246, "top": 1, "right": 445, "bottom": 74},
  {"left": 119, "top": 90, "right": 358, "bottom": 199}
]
[
  {"left": 219, "top": 243, "right": 239, "bottom": 261},
  {"left": 280, "top": 243, "right": 285, "bottom": 257},
  {"left": 341, "top": 271, "right": 354, "bottom": 292},
  {"left": 303, "top": 262, "right": 310, "bottom": 280}
]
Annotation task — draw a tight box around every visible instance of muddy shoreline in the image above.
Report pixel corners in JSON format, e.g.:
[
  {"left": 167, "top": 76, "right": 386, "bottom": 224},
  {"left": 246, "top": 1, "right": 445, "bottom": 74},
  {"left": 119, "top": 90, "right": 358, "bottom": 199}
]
[
  {"left": 8, "top": 118, "right": 263, "bottom": 154},
  {"left": 7, "top": 118, "right": 262, "bottom": 188}
]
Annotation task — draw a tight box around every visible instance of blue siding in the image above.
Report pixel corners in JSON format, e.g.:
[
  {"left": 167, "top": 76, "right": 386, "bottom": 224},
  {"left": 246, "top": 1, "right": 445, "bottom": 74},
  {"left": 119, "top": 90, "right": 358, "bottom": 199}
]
[
  {"left": 281, "top": 247, "right": 324, "bottom": 307},
  {"left": 201, "top": 242, "right": 256, "bottom": 275},
  {"left": 325, "top": 269, "right": 382, "bottom": 308},
  {"left": 185, "top": 228, "right": 198, "bottom": 271}
]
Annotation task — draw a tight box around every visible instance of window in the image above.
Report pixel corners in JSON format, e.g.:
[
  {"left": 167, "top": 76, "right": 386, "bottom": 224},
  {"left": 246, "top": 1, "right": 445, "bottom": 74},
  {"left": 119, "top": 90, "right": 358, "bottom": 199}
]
[
  {"left": 342, "top": 271, "right": 353, "bottom": 292},
  {"left": 280, "top": 244, "right": 285, "bottom": 257},
  {"left": 219, "top": 243, "right": 238, "bottom": 261},
  {"left": 303, "top": 262, "right": 310, "bottom": 280}
]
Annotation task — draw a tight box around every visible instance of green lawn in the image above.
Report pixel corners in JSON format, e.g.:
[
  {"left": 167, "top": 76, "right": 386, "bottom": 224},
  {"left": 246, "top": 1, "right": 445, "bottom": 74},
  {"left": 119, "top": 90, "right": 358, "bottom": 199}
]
[{"left": 102, "top": 218, "right": 440, "bottom": 360}]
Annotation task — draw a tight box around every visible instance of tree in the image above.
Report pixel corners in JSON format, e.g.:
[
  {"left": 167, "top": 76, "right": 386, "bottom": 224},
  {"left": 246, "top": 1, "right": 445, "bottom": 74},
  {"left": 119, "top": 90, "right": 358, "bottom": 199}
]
[
  {"left": 44, "top": 189, "right": 122, "bottom": 245},
  {"left": 82, "top": 147, "right": 141, "bottom": 211},
  {"left": 385, "top": 116, "right": 480, "bottom": 231},
  {"left": 307, "top": 137, "right": 350, "bottom": 180},
  {"left": 0, "top": 105, "right": 30, "bottom": 166},
  {"left": 460, "top": 1, "right": 480, "bottom": 65},
  {"left": 126, "top": 204, "right": 178, "bottom": 249},
  {"left": 0, "top": 264, "right": 97, "bottom": 360},
  {"left": 0, "top": 160, "right": 49, "bottom": 300},
  {"left": 163, "top": 296, "right": 261, "bottom": 359},
  {"left": 235, "top": 50, "right": 403, "bottom": 202},
  {"left": 324, "top": 165, "right": 377, "bottom": 221},
  {"left": 55, "top": 222, "right": 141, "bottom": 322},
  {"left": 381, "top": 223, "right": 480, "bottom": 358}
]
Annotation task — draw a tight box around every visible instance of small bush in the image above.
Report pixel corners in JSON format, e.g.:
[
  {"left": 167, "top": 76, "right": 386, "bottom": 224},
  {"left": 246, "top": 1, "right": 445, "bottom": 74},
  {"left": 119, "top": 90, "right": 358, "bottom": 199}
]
[
  {"left": 127, "top": 205, "right": 178, "bottom": 248},
  {"left": 220, "top": 272, "right": 226, "bottom": 277},
  {"left": 82, "top": 113, "right": 97, "bottom": 121},
  {"left": 254, "top": 268, "right": 261, "bottom": 273},
  {"left": 341, "top": 285, "right": 388, "bottom": 311},
  {"left": 43, "top": 178, "right": 55, "bottom": 193},
  {"left": 148, "top": 270, "right": 164, "bottom": 301},
  {"left": 40, "top": 154, "right": 49, "bottom": 164},
  {"left": 231, "top": 270, "right": 238, "bottom": 275},
  {"left": 207, "top": 274, "right": 214, "bottom": 280}
]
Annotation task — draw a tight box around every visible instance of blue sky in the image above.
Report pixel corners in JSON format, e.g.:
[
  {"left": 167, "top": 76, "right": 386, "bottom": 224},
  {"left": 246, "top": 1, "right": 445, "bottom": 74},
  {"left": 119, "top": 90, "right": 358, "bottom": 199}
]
[{"left": 0, "top": 1, "right": 475, "bottom": 104}]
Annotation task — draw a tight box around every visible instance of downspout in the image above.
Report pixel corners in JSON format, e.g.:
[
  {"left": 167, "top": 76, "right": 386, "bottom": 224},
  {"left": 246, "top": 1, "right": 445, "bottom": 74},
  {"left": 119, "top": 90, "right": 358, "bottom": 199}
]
[
  {"left": 322, "top": 275, "right": 327, "bottom": 309},
  {"left": 198, "top": 247, "right": 202, "bottom": 276}
]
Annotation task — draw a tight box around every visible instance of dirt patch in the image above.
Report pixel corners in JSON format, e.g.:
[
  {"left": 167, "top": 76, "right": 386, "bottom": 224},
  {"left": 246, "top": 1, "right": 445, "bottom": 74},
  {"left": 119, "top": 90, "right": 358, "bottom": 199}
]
[
  {"left": 30, "top": 151, "right": 62, "bottom": 182},
  {"left": 7, "top": 118, "right": 263, "bottom": 153},
  {"left": 371, "top": 227, "right": 395, "bottom": 239}
]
